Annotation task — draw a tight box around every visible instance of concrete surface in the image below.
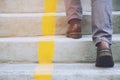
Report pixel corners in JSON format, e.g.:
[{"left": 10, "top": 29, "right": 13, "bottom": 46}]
[
  {"left": 0, "top": 35, "right": 120, "bottom": 63},
  {"left": 0, "top": 63, "right": 120, "bottom": 80},
  {"left": 0, "top": 12, "right": 120, "bottom": 37},
  {"left": 0, "top": 0, "right": 119, "bottom": 13}
]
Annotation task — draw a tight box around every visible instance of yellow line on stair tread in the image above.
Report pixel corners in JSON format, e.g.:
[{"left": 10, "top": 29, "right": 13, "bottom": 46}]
[
  {"left": 44, "top": 0, "right": 58, "bottom": 12},
  {"left": 34, "top": 64, "right": 53, "bottom": 80},
  {"left": 34, "top": 0, "right": 57, "bottom": 80},
  {"left": 38, "top": 41, "right": 54, "bottom": 64},
  {"left": 42, "top": 16, "right": 56, "bottom": 36},
  {"left": 35, "top": 75, "right": 52, "bottom": 80}
]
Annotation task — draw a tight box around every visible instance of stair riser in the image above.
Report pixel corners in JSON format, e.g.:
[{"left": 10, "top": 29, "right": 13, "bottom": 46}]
[
  {"left": 0, "top": 13, "right": 120, "bottom": 37},
  {"left": 0, "top": 75, "right": 120, "bottom": 80},
  {"left": 0, "top": 64, "right": 120, "bottom": 80},
  {"left": 0, "top": 76, "right": 34, "bottom": 80},
  {"left": 0, "top": 36, "right": 120, "bottom": 63},
  {"left": 0, "top": 0, "right": 120, "bottom": 13}
]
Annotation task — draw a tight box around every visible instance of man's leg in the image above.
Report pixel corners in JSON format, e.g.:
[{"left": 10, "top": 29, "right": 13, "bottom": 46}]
[
  {"left": 92, "top": 0, "right": 114, "bottom": 67},
  {"left": 92, "top": 0, "right": 113, "bottom": 45},
  {"left": 64, "top": 0, "right": 83, "bottom": 39}
]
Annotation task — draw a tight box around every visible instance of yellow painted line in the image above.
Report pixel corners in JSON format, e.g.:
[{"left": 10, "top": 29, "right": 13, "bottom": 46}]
[
  {"left": 38, "top": 41, "right": 54, "bottom": 64},
  {"left": 34, "top": 41, "right": 54, "bottom": 80},
  {"left": 34, "top": 0, "right": 58, "bottom": 80},
  {"left": 42, "top": 0, "right": 58, "bottom": 36},
  {"left": 34, "top": 64, "right": 53, "bottom": 80},
  {"left": 42, "top": 15, "right": 56, "bottom": 36},
  {"left": 44, "top": 0, "right": 58, "bottom": 12}
]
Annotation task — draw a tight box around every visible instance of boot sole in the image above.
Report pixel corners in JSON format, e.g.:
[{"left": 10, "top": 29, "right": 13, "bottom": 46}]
[
  {"left": 66, "top": 33, "right": 82, "bottom": 39},
  {"left": 96, "top": 55, "right": 114, "bottom": 68}
]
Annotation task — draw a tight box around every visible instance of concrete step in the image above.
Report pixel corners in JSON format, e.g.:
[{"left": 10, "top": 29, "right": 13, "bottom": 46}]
[
  {"left": 0, "top": 35, "right": 120, "bottom": 63},
  {"left": 0, "top": 0, "right": 120, "bottom": 13},
  {"left": 0, "top": 12, "right": 120, "bottom": 37},
  {"left": 0, "top": 63, "right": 120, "bottom": 80}
]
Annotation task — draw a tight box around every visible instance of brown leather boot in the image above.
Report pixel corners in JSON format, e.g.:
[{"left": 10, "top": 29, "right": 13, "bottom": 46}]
[
  {"left": 96, "top": 41, "right": 114, "bottom": 67},
  {"left": 66, "top": 24, "right": 82, "bottom": 39}
]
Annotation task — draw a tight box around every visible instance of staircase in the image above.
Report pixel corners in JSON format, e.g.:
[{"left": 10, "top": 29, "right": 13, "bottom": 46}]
[{"left": 0, "top": 0, "right": 120, "bottom": 80}]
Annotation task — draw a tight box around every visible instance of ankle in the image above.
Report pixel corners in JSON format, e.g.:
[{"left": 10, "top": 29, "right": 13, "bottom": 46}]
[
  {"left": 97, "top": 41, "right": 110, "bottom": 50},
  {"left": 69, "top": 19, "right": 81, "bottom": 25}
]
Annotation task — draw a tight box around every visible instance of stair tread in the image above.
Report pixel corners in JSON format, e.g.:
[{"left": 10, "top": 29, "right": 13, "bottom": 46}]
[
  {"left": 0, "top": 34, "right": 120, "bottom": 63},
  {"left": 0, "top": 63, "right": 120, "bottom": 75},
  {"left": 1, "top": 63, "right": 120, "bottom": 80},
  {"left": 0, "top": 12, "right": 120, "bottom": 37},
  {"left": 1, "top": 11, "right": 120, "bottom": 16},
  {"left": 0, "top": 0, "right": 119, "bottom": 13},
  {"left": 0, "top": 34, "right": 120, "bottom": 42}
]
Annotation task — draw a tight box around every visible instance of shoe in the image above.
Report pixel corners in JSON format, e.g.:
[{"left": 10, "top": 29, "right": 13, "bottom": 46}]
[
  {"left": 96, "top": 41, "right": 114, "bottom": 67},
  {"left": 66, "top": 24, "right": 82, "bottom": 39}
]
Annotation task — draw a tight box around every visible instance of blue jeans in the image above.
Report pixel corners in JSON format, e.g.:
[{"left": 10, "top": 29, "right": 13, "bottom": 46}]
[{"left": 64, "top": 0, "right": 113, "bottom": 46}]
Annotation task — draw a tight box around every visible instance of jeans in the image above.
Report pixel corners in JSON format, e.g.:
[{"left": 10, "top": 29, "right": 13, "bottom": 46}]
[{"left": 64, "top": 0, "right": 113, "bottom": 45}]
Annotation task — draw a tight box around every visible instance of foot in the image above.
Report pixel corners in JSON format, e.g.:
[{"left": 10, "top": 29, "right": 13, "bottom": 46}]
[
  {"left": 66, "top": 24, "right": 82, "bottom": 39},
  {"left": 96, "top": 41, "right": 114, "bottom": 68}
]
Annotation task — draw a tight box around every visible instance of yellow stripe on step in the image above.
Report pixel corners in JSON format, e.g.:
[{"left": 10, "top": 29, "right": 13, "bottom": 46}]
[
  {"left": 42, "top": 0, "right": 58, "bottom": 36},
  {"left": 34, "top": 40, "right": 54, "bottom": 80},
  {"left": 42, "top": 16, "right": 56, "bottom": 36},
  {"left": 44, "top": 0, "right": 58, "bottom": 12},
  {"left": 34, "top": 64, "right": 53, "bottom": 80},
  {"left": 34, "top": 0, "right": 57, "bottom": 80},
  {"left": 38, "top": 41, "right": 54, "bottom": 64}
]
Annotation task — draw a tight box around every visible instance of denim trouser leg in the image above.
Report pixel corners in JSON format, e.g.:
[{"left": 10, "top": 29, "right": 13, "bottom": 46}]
[
  {"left": 92, "top": 0, "right": 113, "bottom": 46},
  {"left": 64, "top": 0, "right": 83, "bottom": 23},
  {"left": 64, "top": 0, "right": 113, "bottom": 45}
]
